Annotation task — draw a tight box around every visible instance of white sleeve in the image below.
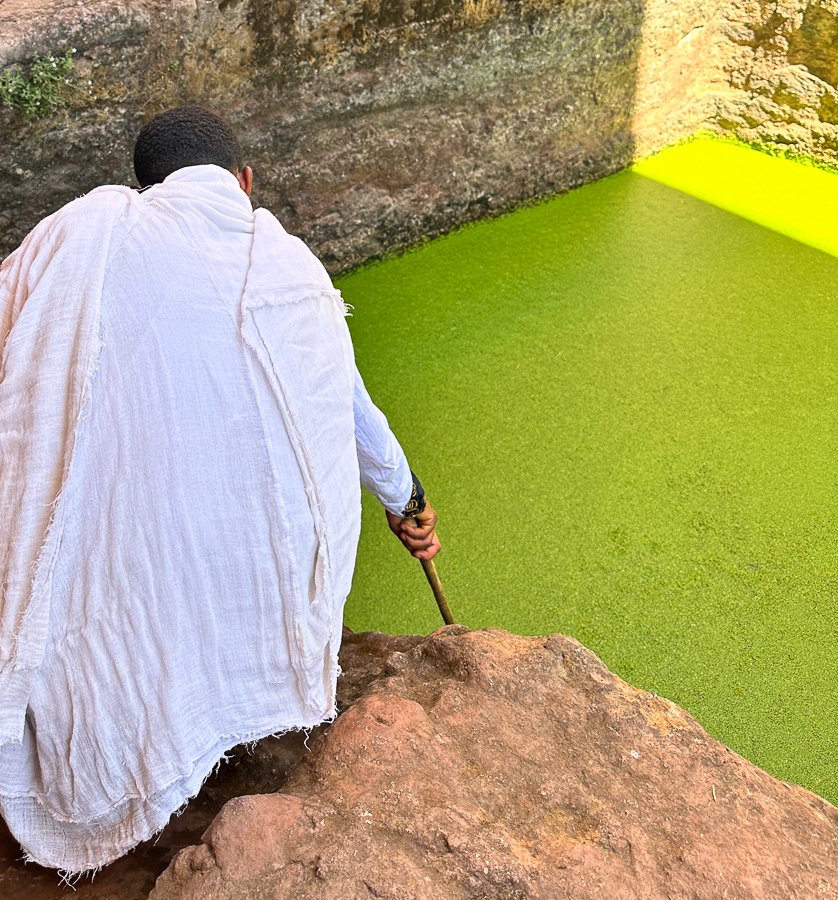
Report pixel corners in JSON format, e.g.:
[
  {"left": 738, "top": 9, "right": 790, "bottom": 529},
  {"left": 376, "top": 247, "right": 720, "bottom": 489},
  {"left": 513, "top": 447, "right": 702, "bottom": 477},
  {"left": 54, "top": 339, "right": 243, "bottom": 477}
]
[{"left": 354, "top": 366, "right": 413, "bottom": 515}]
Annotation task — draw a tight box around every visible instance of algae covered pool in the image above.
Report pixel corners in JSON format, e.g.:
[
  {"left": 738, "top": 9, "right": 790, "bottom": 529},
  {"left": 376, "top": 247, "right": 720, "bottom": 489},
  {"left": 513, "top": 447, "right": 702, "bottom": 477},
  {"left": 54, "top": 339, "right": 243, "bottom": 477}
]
[{"left": 337, "top": 138, "right": 837, "bottom": 805}]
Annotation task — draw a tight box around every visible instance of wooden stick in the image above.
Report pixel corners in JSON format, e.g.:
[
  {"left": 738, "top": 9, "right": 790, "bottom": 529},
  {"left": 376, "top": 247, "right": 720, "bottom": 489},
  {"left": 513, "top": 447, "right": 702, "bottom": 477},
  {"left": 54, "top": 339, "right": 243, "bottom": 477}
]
[
  {"left": 420, "top": 557, "right": 455, "bottom": 625},
  {"left": 408, "top": 513, "right": 455, "bottom": 625}
]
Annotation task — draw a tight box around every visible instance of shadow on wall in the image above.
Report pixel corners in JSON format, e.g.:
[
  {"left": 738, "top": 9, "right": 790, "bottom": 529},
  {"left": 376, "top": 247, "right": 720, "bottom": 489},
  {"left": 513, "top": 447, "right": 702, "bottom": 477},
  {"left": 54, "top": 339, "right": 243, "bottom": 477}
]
[
  {"left": 788, "top": 1, "right": 838, "bottom": 85},
  {"left": 0, "top": 0, "right": 650, "bottom": 270}
]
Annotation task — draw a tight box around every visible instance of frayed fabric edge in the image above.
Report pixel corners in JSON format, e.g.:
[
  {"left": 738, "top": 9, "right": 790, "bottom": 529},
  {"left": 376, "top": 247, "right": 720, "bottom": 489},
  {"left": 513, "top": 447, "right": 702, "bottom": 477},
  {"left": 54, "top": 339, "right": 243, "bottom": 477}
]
[{"left": 6, "top": 707, "right": 340, "bottom": 879}]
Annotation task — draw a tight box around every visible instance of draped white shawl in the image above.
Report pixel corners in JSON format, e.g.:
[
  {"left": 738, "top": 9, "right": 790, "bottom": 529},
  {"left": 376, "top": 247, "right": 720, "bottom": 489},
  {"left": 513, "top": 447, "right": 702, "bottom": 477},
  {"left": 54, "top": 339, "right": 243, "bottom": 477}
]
[{"left": 0, "top": 166, "right": 410, "bottom": 871}]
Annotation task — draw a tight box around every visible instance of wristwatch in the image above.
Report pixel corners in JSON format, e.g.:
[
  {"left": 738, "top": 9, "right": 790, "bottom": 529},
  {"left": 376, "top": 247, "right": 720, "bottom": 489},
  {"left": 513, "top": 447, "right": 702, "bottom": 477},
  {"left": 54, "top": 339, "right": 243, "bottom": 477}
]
[{"left": 401, "top": 470, "right": 427, "bottom": 518}]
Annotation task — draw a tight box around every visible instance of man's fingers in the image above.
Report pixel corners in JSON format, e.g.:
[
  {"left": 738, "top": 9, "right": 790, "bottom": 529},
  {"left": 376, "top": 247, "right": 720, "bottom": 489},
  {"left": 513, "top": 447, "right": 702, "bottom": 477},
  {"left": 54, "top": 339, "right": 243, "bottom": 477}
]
[
  {"left": 400, "top": 521, "right": 434, "bottom": 540},
  {"left": 412, "top": 533, "right": 441, "bottom": 561},
  {"left": 399, "top": 530, "right": 436, "bottom": 551},
  {"left": 415, "top": 507, "right": 438, "bottom": 530},
  {"left": 384, "top": 504, "right": 440, "bottom": 559}
]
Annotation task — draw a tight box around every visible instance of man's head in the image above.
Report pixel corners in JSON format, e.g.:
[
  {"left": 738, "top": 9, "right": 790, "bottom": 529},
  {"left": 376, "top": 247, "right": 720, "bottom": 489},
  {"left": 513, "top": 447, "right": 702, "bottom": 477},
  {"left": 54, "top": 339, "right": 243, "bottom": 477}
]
[{"left": 133, "top": 106, "right": 251, "bottom": 194}]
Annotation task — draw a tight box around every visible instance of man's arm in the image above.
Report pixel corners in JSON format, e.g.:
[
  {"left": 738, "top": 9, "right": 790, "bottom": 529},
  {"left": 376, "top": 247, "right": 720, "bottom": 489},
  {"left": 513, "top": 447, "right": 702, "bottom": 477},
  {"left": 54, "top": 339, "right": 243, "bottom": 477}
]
[{"left": 353, "top": 366, "right": 440, "bottom": 560}]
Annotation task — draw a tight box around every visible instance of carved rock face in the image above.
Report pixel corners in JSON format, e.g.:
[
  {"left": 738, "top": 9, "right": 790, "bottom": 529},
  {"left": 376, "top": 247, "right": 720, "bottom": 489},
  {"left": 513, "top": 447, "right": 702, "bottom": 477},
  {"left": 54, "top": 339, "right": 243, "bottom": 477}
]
[
  {"left": 0, "top": 1, "right": 671, "bottom": 269},
  {"left": 714, "top": 1, "right": 838, "bottom": 157},
  {"left": 3, "top": 1, "right": 838, "bottom": 271}
]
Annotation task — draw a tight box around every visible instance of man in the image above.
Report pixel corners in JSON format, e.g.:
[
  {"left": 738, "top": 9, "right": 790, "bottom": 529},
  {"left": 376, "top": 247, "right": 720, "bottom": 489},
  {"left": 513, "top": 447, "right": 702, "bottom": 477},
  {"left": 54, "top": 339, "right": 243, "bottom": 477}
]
[{"left": 0, "top": 106, "right": 439, "bottom": 873}]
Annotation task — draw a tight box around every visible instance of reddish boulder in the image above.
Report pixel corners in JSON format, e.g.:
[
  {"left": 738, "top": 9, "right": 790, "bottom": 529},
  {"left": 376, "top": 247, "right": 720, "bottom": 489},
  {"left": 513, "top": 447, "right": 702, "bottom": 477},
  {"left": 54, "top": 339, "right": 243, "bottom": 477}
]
[{"left": 147, "top": 627, "right": 838, "bottom": 899}]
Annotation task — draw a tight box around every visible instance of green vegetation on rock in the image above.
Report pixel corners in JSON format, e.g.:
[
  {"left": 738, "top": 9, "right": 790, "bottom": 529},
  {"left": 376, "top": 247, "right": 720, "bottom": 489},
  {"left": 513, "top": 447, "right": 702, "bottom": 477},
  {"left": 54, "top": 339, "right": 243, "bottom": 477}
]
[
  {"left": 0, "top": 49, "right": 74, "bottom": 121},
  {"left": 338, "top": 140, "right": 837, "bottom": 805}
]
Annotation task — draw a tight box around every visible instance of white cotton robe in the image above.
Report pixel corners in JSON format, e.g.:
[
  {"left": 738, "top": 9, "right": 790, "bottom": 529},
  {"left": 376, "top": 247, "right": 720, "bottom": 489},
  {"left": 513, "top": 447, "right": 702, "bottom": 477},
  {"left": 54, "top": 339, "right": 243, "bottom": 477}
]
[{"left": 0, "top": 166, "right": 412, "bottom": 871}]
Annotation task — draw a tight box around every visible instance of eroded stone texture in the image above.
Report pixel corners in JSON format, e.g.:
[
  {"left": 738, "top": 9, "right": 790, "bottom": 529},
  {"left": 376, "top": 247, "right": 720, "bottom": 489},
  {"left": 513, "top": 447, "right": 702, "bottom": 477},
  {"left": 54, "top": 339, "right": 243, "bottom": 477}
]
[
  {"left": 141, "top": 627, "right": 838, "bottom": 900},
  {"left": 0, "top": 0, "right": 697, "bottom": 270},
  {"left": 711, "top": 0, "right": 838, "bottom": 162},
  {"left": 4, "top": 1, "right": 838, "bottom": 271},
  {"left": 631, "top": 0, "right": 731, "bottom": 156}
]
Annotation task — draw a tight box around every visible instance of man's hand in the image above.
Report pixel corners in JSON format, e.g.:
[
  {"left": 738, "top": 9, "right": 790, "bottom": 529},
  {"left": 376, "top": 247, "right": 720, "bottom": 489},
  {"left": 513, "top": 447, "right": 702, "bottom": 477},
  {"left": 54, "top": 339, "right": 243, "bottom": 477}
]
[{"left": 385, "top": 503, "right": 441, "bottom": 561}]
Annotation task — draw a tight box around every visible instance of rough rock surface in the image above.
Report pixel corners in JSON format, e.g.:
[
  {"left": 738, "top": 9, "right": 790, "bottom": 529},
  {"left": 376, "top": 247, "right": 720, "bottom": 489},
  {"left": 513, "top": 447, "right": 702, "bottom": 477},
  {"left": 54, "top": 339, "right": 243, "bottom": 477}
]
[
  {"left": 2, "top": 627, "right": 837, "bottom": 898},
  {"left": 146, "top": 626, "right": 838, "bottom": 898},
  {"left": 631, "top": 0, "right": 732, "bottom": 156},
  {"left": 710, "top": 0, "right": 838, "bottom": 163},
  {"left": 0, "top": 0, "right": 717, "bottom": 269},
  {"left": 4, "top": 2, "right": 838, "bottom": 271}
]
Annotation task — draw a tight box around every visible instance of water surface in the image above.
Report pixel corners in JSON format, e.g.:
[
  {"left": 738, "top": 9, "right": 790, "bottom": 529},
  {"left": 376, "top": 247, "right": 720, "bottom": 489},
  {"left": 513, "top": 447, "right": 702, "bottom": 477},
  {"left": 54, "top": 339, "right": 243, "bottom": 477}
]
[{"left": 338, "top": 141, "right": 837, "bottom": 804}]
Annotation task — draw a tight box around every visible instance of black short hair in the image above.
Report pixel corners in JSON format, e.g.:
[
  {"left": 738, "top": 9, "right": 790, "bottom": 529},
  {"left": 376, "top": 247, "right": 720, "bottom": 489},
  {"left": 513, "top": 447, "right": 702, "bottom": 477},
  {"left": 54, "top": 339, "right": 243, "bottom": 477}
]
[{"left": 133, "top": 106, "right": 244, "bottom": 187}]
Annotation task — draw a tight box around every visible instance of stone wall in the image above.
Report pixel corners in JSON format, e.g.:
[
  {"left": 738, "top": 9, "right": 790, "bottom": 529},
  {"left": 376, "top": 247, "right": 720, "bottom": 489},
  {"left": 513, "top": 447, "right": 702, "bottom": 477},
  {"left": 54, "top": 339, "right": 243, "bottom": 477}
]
[
  {"left": 711, "top": 0, "right": 838, "bottom": 165},
  {"left": 2, "top": 0, "right": 838, "bottom": 270},
  {"left": 631, "top": 0, "right": 731, "bottom": 156},
  {"left": 0, "top": 0, "right": 708, "bottom": 270}
]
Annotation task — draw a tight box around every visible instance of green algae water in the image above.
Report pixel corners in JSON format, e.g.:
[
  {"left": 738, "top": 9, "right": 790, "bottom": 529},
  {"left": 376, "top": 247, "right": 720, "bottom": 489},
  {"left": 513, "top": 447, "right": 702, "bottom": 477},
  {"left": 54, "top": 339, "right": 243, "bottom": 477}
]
[{"left": 337, "top": 139, "right": 838, "bottom": 805}]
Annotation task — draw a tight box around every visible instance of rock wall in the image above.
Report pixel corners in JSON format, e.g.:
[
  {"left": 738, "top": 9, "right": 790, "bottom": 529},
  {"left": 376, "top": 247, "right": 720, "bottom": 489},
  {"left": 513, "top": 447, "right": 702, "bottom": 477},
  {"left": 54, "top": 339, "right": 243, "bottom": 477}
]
[
  {"left": 631, "top": 0, "right": 731, "bottom": 156},
  {"left": 711, "top": 0, "right": 838, "bottom": 164},
  {"left": 2, "top": 1, "right": 838, "bottom": 270},
  {"left": 1, "top": 0, "right": 718, "bottom": 270}
]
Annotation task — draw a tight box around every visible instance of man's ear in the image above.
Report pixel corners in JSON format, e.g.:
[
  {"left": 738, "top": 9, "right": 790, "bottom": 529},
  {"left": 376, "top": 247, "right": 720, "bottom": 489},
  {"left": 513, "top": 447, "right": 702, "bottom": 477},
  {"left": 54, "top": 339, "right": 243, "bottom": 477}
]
[{"left": 237, "top": 165, "right": 253, "bottom": 197}]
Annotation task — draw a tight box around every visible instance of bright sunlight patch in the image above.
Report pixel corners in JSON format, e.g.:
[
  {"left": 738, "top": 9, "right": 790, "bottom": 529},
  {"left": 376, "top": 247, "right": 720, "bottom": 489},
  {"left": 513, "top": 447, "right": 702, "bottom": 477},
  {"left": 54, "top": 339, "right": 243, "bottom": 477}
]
[{"left": 633, "top": 135, "right": 838, "bottom": 259}]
